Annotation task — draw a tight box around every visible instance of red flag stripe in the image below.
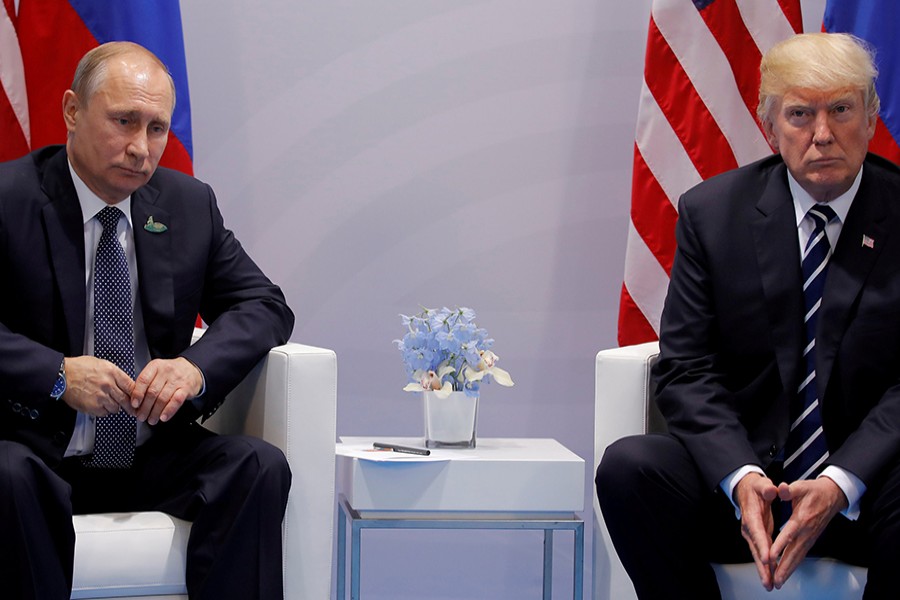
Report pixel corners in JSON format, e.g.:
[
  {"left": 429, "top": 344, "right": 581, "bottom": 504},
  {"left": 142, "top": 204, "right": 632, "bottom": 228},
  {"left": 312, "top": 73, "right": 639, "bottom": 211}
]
[
  {"left": 622, "top": 221, "right": 670, "bottom": 336},
  {"left": 0, "top": 1, "right": 29, "bottom": 154},
  {"left": 630, "top": 148, "right": 679, "bottom": 275},
  {"left": 645, "top": 16, "right": 738, "bottom": 180},
  {"left": 17, "top": 0, "right": 98, "bottom": 151},
  {"left": 0, "top": 82, "right": 29, "bottom": 161},
  {"left": 699, "top": 0, "right": 764, "bottom": 126},
  {"left": 618, "top": 285, "right": 660, "bottom": 347},
  {"left": 635, "top": 82, "right": 702, "bottom": 208},
  {"left": 739, "top": 0, "right": 803, "bottom": 48},
  {"left": 774, "top": 0, "right": 804, "bottom": 34},
  {"left": 653, "top": 0, "right": 772, "bottom": 167},
  {"left": 618, "top": 0, "right": 801, "bottom": 346},
  {"left": 871, "top": 116, "right": 900, "bottom": 164}
]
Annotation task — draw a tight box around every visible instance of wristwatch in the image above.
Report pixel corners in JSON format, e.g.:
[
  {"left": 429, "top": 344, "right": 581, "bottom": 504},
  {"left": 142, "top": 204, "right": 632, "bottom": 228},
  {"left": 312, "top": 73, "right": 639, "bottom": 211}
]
[{"left": 50, "top": 358, "right": 66, "bottom": 400}]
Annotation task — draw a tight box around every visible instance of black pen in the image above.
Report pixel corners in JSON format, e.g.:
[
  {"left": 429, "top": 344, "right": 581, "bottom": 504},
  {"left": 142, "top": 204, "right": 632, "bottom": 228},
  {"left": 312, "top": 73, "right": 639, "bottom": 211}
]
[{"left": 373, "top": 442, "right": 431, "bottom": 456}]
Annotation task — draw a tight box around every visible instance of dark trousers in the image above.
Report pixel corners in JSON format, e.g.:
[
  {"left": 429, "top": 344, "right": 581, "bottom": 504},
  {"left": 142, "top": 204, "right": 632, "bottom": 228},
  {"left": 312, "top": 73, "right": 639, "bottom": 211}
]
[
  {"left": 596, "top": 433, "right": 900, "bottom": 600},
  {"left": 0, "top": 424, "right": 291, "bottom": 600}
]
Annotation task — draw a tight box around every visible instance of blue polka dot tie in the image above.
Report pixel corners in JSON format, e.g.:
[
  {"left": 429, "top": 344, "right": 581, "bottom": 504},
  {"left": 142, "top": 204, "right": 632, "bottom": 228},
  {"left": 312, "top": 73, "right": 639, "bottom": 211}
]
[
  {"left": 784, "top": 204, "right": 837, "bottom": 484},
  {"left": 84, "top": 206, "right": 137, "bottom": 469}
]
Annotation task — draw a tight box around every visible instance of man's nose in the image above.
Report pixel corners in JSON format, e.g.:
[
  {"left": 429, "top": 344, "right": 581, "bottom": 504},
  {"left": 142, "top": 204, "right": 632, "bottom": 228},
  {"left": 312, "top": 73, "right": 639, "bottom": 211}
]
[
  {"left": 127, "top": 131, "right": 149, "bottom": 160},
  {"left": 812, "top": 111, "right": 834, "bottom": 145}
]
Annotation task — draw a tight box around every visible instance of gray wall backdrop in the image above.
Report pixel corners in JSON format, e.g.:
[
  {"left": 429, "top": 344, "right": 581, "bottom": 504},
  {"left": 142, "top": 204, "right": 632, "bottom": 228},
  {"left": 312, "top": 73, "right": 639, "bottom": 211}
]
[{"left": 180, "top": 1, "right": 825, "bottom": 597}]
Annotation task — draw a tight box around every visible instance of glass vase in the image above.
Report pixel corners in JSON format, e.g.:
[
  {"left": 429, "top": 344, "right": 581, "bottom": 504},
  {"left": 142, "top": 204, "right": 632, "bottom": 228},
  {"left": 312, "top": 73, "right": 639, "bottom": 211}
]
[{"left": 423, "top": 390, "right": 478, "bottom": 448}]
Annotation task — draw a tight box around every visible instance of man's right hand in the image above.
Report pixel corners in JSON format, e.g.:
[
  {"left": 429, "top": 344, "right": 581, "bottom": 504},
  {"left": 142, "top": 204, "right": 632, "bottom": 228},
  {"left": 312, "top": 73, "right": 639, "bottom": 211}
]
[
  {"left": 59, "top": 356, "right": 135, "bottom": 417},
  {"left": 735, "top": 472, "right": 779, "bottom": 591}
]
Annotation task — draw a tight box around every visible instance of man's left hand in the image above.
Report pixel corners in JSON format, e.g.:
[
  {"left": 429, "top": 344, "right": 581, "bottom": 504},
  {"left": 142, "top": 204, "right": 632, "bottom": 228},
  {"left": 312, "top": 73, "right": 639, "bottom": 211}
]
[
  {"left": 131, "top": 357, "right": 203, "bottom": 425},
  {"left": 771, "top": 477, "right": 847, "bottom": 589}
]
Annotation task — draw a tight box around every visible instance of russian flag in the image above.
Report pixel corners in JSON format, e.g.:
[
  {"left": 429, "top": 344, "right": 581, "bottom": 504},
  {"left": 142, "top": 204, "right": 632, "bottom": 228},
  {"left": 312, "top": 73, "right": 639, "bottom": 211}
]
[
  {"left": 824, "top": 0, "right": 900, "bottom": 165},
  {"left": 16, "top": 0, "right": 193, "bottom": 174}
]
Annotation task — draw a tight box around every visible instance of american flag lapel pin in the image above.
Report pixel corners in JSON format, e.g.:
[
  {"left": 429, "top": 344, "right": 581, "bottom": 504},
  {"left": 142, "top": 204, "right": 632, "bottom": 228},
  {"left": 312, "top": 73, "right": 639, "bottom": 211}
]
[{"left": 862, "top": 234, "right": 875, "bottom": 249}]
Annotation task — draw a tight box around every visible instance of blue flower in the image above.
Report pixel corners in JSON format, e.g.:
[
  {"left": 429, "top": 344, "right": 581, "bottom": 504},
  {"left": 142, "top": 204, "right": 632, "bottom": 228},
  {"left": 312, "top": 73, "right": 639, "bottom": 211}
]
[{"left": 398, "top": 307, "right": 514, "bottom": 396}]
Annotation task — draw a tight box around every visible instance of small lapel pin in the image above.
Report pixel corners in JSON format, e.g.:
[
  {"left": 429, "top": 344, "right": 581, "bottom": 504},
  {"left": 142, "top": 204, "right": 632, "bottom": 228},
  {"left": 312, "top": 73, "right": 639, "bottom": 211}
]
[
  {"left": 862, "top": 234, "right": 875, "bottom": 249},
  {"left": 144, "top": 216, "right": 168, "bottom": 233}
]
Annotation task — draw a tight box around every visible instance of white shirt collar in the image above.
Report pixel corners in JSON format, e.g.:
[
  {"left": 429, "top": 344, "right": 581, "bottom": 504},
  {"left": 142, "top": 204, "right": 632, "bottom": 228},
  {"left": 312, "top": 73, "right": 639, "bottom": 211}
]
[{"left": 67, "top": 159, "right": 133, "bottom": 228}]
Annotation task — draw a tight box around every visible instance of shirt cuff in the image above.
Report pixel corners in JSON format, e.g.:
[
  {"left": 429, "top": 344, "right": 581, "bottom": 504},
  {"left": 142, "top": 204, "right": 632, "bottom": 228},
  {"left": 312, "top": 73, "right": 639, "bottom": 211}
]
[
  {"left": 720, "top": 464, "right": 765, "bottom": 519},
  {"left": 819, "top": 466, "right": 865, "bottom": 520}
]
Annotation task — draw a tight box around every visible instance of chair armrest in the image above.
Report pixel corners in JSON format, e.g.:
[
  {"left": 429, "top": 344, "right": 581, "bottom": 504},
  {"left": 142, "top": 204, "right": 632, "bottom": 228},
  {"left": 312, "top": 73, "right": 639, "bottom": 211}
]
[
  {"left": 593, "top": 341, "right": 659, "bottom": 476},
  {"left": 199, "top": 329, "right": 337, "bottom": 600},
  {"left": 592, "top": 341, "right": 659, "bottom": 600}
]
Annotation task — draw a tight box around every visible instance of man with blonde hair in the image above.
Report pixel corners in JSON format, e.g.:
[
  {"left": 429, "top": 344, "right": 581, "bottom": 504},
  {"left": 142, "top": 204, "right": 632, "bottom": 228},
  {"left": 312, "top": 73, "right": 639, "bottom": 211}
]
[
  {"left": 0, "top": 42, "right": 293, "bottom": 599},
  {"left": 598, "top": 32, "right": 900, "bottom": 598}
]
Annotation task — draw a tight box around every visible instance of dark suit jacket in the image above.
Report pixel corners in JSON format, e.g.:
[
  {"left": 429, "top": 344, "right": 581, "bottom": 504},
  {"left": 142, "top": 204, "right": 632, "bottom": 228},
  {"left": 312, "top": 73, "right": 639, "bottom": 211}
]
[
  {"left": 0, "top": 145, "right": 294, "bottom": 466},
  {"left": 653, "top": 152, "right": 900, "bottom": 492}
]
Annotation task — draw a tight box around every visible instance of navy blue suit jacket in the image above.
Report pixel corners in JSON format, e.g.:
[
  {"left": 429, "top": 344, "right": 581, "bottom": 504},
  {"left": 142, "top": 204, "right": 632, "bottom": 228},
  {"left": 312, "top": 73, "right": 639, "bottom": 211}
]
[
  {"left": 0, "top": 145, "right": 294, "bottom": 466},
  {"left": 654, "top": 152, "right": 900, "bottom": 492}
]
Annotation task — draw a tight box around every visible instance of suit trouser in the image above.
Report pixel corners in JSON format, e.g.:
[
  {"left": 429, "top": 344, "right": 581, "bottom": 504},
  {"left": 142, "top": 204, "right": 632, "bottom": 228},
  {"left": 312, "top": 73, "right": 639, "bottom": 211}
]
[
  {"left": 0, "top": 424, "right": 291, "bottom": 600},
  {"left": 596, "top": 433, "right": 900, "bottom": 600}
]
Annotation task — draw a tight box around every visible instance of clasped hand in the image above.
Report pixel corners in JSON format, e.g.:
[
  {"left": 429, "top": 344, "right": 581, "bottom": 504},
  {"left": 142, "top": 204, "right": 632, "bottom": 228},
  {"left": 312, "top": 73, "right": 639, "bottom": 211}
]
[
  {"left": 61, "top": 355, "right": 203, "bottom": 425},
  {"left": 736, "top": 473, "right": 846, "bottom": 591}
]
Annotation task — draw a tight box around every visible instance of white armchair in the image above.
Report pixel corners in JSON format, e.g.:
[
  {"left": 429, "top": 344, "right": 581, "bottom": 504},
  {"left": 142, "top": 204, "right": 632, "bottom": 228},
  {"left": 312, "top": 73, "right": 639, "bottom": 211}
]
[
  {"left": 593, "top": 341, "right": 867, "bottom": 600},
  {"left": 70, "top": 331, "right": 337, "bottom": 600}
]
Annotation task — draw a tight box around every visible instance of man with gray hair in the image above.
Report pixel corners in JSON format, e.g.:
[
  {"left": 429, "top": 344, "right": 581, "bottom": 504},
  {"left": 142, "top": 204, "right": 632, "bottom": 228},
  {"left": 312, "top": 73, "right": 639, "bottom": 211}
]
[
  {"left": 0, "top": 42, "right": 293, "bottom": 599},
  {"left": 597, "top": 32, "right": 900, "bottom": 598}
]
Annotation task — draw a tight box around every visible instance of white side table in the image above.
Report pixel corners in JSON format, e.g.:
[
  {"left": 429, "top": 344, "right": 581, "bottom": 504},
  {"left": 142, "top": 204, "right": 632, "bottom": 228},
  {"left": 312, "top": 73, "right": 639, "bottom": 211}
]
[{"left": 335, "top": 437, "right": 585, "bottom": 599}]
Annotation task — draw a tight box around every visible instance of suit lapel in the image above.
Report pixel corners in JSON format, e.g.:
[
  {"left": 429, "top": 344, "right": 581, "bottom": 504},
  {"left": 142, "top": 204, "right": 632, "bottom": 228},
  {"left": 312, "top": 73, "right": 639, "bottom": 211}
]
[
  {"left": 816, "top": 168, "right": 889, "bottom": 398},
  {"left": 131, "top": 185, "right": 175, "bottom": 355},
  {"left": 41, "top": 151, "right": 87, "bottom": 356},
  {"left": 751, "top": 163, "right": 805, "bottom": 397}
]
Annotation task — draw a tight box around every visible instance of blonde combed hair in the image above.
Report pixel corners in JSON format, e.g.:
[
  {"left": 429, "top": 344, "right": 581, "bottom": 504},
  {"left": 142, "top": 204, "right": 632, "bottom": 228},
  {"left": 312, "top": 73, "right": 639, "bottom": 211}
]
[{"left": 757, "top": 32, "right": 878, "bottom": 126}]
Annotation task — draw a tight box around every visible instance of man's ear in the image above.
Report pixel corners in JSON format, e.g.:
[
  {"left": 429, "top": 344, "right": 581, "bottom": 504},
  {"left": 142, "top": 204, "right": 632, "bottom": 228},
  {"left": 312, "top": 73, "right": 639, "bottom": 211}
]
[
  {"left": 763, "top": 120, "right": 779, "bottom": 152},
  {"left": 62, "top": 90, "right": 79, "bottom": 133}
]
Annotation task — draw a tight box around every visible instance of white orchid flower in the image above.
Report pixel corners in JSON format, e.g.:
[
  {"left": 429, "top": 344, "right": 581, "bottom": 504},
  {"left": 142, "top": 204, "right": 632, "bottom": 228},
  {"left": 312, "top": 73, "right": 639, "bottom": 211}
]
[
  {"left": 403, "top": 364, "right": 456, "bottom": 397},
  {"left": 464, "top": 350, "right": 514, "bottom": 387}
]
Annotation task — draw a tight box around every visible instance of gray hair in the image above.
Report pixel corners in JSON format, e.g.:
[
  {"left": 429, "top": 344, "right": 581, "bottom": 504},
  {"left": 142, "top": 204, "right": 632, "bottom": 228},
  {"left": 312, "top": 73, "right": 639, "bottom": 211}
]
[{"left": 71, "top": 41, "right": 176, "bottom": 110}]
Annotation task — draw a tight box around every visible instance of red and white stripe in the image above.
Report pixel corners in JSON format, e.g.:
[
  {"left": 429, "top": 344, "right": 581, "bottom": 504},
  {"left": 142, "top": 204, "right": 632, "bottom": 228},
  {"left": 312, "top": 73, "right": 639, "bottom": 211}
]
[
  {"left": 618, "top": 0, "right": 802, "bottom": 346},
  {"left": 0, "top": 0, "right": 30, "bottom": 161}
]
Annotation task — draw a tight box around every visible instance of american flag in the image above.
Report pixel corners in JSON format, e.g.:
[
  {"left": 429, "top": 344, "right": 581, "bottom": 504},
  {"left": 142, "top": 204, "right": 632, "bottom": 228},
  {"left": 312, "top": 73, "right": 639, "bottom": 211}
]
[
  {"left": 617, "top": 0, "right": 803, "bottom": 346},
  {"left": 0, "top": 0, "right": 29, "bottom": 162}
]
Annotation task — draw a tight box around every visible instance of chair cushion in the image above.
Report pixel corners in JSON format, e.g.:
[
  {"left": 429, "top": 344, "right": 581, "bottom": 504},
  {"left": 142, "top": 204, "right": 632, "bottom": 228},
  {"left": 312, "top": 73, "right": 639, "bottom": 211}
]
[
  {"left": 71, "top": 512, "right": 190, "bottom": 599},
  {"left": 713, "top": 558, "right": 866, "bottom": 600}
]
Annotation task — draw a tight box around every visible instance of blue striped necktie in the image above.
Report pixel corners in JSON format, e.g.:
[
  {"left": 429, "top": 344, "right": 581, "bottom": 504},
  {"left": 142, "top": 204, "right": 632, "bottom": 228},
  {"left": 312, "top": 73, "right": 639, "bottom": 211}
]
[
  {"left": 784, "top": 204, "right": 837, "bottom": 484},
  {"left": 83, "top": 206, "right": 137, "bottom": 469}
]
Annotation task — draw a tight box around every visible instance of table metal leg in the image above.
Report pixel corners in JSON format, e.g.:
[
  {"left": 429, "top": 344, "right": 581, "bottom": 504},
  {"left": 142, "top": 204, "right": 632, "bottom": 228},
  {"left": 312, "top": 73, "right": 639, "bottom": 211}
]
[
  {"left": 335, "top": 501, "right": 584, "bottom": 600},
  {"left": 351, "top": 520, "right": 362, "bottom": 600},
  {"left": 543, "top": 529, "right": 554, "bottom": 600},
  {"left": 337, "top": 501, "right": 347, "bottom": 599},
  {"left": 573, "top": 521, "right": 585, "bottom": 600}
]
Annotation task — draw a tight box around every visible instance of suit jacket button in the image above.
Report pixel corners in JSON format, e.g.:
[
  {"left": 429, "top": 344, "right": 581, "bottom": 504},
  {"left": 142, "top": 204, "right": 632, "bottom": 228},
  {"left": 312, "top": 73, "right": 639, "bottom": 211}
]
[
  {"left": 12, "top": 402, "right": 22, "bottom": 414},
  {"left": 769, "top": 444, "right": 778, "bottom": 458},
  {"left": 29, "top": 409, "right": 39, "bottom": 420},
  {"left": 53, "top": 431, "right": 68, "bottom": 446}
]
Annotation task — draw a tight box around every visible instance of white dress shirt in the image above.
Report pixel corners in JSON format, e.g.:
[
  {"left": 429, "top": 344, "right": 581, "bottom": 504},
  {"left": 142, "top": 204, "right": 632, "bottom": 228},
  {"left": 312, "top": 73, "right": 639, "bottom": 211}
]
[
  {"left": 64, "top": 160, "right": 154, "bottom": 456},
  {"left": 720, "top": 167, "right": 866, "bottom": 520}
]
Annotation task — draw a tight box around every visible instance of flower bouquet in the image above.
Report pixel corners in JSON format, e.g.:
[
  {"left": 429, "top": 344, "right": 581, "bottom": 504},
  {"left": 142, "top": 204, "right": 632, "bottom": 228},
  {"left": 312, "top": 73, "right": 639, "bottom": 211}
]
[
  {"left": 396, "top": 306, "right": 514, "bottom": 448},
  {"left": 396, "top": 306, "right": 514, "bottom": 397}
]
